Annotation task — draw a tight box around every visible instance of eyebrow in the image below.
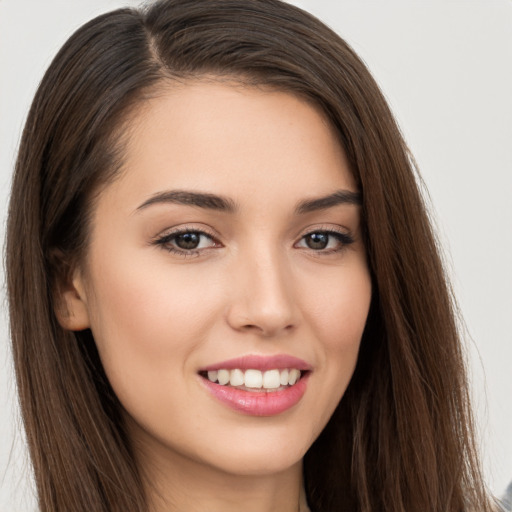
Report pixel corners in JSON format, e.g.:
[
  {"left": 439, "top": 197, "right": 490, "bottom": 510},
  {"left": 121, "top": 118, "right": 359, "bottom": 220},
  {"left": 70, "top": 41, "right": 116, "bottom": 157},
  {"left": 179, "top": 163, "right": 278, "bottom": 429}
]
[
  {"left": 136, "top": 190, "right": 237, "bottom": 213},
  {"left": 135, "top": 188, "right": 361, "bottom": 214},
  {"left": 295, "top": 189, "right": 362, "bottom": 214}
]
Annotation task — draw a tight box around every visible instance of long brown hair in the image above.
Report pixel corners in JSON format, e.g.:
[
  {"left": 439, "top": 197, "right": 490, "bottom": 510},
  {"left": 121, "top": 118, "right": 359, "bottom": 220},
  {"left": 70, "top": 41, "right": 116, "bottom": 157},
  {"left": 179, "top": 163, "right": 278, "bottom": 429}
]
[{"left": 6, "top": 0, "right": 493, "bottom": 510}]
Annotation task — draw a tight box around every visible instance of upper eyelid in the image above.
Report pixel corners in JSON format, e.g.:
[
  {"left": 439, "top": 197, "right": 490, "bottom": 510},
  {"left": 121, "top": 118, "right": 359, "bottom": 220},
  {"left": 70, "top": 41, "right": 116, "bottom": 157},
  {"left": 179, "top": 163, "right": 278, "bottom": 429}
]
[
  {"left": 296, "top": 226, "right": 356, "bottom": 247},
  {"left": 298, "top": 224, "right": 352, "bottom": 238},
  {"left": 156, "top": 226, "right": 349, "bottom": 238},
  {"left": 298, "top": 230, "right": 354, "bottom": 242},
  {"left": 154, "top": 225, "right": 219, "bottom": 241}
]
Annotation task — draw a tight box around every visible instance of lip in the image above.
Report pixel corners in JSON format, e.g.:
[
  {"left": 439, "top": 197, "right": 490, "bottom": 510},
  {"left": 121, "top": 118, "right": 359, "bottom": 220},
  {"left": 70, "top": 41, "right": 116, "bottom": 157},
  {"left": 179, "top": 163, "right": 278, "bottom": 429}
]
[
  {"left": 199, "top": 354, "right": 312, "bottom": 372},
  {"left": 200, "top": 372, "right": 310, "bottom": 416}
]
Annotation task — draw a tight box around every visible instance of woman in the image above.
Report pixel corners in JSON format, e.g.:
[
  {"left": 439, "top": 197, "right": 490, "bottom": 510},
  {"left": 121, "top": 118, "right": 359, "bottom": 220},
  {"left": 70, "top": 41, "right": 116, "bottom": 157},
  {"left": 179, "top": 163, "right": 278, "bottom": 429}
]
[{"left": 5, "top": 0, "right": 495, "bottom": 510}]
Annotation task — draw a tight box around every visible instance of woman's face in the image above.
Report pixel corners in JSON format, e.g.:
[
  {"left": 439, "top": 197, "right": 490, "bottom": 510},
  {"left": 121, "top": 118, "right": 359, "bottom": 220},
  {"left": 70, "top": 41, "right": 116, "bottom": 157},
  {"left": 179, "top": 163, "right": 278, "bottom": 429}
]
[{"left": 66, "top": 82, "right": 371, "bottom": 477}]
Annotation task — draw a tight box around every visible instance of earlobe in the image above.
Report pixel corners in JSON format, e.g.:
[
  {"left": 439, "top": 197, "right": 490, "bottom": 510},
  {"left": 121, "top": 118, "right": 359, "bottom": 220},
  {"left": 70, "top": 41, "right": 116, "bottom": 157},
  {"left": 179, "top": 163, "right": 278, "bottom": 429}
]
[{"left": 54, "top": 264, "right": 91, "bottom": 332}]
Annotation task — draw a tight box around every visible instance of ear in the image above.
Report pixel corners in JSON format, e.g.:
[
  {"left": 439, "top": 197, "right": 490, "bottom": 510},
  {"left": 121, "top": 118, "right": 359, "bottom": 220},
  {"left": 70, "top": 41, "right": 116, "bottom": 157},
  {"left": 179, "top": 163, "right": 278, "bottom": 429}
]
[{"left": 52, "top": 253, "right": 91, "bottom": 331}]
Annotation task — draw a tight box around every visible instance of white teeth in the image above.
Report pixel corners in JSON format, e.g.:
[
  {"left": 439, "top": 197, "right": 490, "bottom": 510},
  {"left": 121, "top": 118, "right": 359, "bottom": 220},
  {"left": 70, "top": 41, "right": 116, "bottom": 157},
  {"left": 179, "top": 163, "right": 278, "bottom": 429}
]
[
  {"left": 263, "top": 369, "right": 281, "bottom": 389},
  {"left": 288, "top": 368, "right": 300, "bottom": 385},
  {"left": 244, "top": 369, "right": 263, "bottom": 388},
  {"left": 229, "top": 369, "right": 244, "bottom": 387},
  {"left": 217, "top": 369, "right": 230, "bottom": 385},
  {"left": 206, "top": 368, "right": 303, "bottom": 389}
]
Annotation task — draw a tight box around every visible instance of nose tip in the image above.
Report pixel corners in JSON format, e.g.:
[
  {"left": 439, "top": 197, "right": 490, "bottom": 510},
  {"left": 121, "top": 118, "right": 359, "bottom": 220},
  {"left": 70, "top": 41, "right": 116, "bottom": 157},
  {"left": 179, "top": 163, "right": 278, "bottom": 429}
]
[{"left": 225, "top": 256, "right": 297, "bottom": 337}]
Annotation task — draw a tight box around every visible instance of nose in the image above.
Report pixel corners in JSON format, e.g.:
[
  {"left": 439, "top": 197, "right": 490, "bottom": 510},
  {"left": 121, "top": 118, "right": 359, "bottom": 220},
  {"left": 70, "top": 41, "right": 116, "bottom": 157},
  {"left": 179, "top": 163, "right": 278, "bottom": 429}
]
[{"left": 225, "top": 248, "right": 298, "bottom": 337}]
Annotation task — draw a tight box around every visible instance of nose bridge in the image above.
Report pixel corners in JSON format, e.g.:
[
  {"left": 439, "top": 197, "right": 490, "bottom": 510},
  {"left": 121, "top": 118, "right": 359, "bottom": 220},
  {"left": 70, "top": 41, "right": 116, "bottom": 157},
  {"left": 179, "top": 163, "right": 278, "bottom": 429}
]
[{"left": 227, "top": 240, "right": 296, "bottom": 336}]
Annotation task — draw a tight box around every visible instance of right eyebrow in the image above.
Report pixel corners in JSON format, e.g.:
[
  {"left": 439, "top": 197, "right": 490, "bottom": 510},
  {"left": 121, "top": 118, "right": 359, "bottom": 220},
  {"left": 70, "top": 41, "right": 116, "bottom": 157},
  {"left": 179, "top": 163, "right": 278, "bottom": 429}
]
[{"left": 135, "top": 190, "right": 238, "bottom": 213}]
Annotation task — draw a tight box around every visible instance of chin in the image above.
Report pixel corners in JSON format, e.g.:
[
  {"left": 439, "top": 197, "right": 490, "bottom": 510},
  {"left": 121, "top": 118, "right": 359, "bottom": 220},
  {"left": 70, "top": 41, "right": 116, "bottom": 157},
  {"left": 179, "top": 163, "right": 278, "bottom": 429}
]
[
  {"left": 198, "top": 427, "right": 311, "bottom": 477},
  {"left": 212, "top": 449, "right": 304, "bottom": 477}
]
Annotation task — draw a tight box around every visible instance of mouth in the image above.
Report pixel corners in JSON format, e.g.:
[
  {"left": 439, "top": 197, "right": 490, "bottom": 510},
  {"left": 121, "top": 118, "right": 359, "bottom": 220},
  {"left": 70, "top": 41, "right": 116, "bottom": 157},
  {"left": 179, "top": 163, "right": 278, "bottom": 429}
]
[
  {"left": 198, "top": 354, "right": 311, "bottom": 416},
  {"left": 199, "top": 368, "right": 307, "bottom": 392}
]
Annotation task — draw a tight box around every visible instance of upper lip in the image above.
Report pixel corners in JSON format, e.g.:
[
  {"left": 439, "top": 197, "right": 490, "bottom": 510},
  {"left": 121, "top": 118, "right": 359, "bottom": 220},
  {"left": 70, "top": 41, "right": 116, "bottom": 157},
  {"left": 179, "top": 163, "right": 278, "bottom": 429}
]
[{"left": 200, "top": 354, "right": 312, "bottom": 372}]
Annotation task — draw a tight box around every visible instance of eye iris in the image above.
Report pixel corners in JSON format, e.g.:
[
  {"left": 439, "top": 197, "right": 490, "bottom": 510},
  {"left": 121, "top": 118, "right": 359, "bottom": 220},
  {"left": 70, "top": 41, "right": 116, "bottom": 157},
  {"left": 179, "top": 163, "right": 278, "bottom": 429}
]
[
  {"left": 175, "top": 232, "right": 200, "bottom": 250},
  {"left": 306, "top": 232, "right": 329, "bottom": 250}
]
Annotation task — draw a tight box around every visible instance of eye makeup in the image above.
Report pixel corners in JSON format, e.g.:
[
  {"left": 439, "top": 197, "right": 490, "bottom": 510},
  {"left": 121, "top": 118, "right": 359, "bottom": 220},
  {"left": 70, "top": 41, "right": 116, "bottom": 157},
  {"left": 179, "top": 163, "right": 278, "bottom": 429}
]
[
  {"left": 151, "top": 225, "right": 355, "bottom": 258},
  {"left": 295, "top": 228, "right": 354, "bottom": 253},
  {"left": 151, "top": 226, "right": 222, "bottom": 257}
]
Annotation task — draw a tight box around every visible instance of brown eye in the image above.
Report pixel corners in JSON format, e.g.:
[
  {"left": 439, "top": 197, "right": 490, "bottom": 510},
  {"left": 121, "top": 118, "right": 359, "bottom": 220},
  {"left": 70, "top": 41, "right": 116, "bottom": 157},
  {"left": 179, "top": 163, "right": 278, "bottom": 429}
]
[
  {"left": 154, "top": 230, "right": 219, "bottom": 254},
  {"left": 296, "top": 230, "right": 355, "bottom": 252},
  {"left": 174, "top": 232, "right": 201, "bottom": 250},
  {"left": 304, "top": 232, "right": 329, "bottom": 250}
]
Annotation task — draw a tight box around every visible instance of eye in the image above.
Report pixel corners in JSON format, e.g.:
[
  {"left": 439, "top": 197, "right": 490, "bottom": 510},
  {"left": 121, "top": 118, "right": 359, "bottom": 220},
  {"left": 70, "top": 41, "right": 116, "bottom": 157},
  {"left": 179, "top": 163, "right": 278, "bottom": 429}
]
[
  {"left": 296, "top": 230, "right": 354, "bottom": 252},
  {"left": 173, "top": 232, "right": 209, "bottom": 250},
  {"left": 153, "top": 229, "right": 219, "bottom": 254}
]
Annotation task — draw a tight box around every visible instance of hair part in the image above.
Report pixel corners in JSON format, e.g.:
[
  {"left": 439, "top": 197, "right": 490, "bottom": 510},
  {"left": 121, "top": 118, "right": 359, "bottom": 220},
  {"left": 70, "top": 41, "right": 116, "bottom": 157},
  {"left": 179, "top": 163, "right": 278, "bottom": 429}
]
[{"left": 6, "top": 1, "right": 492, "bottom": 510}]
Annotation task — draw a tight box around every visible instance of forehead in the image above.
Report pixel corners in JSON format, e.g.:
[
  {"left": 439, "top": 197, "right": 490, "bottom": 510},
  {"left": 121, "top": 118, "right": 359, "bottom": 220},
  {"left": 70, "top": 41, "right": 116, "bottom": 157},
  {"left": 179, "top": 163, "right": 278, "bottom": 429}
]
[{"left": 102, "top": 81, "right": 356, "bottom": 214}]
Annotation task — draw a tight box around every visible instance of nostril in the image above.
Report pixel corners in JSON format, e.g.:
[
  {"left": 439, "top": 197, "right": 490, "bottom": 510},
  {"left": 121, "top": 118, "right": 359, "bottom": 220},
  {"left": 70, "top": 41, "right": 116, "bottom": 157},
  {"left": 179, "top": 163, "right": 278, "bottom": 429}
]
[{"left": 241, "top": 323, "right": 294, "bottom": 337}]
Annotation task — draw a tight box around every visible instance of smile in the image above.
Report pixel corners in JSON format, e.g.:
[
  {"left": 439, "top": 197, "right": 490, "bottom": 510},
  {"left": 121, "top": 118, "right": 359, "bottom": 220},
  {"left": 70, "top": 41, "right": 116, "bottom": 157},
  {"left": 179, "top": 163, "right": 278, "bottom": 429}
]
[
  {"left": 199, "top": 355, "right": 311, "bottom": 416},
  {"left": 204, "top": 368, "right": 303, "bottom": 391}
]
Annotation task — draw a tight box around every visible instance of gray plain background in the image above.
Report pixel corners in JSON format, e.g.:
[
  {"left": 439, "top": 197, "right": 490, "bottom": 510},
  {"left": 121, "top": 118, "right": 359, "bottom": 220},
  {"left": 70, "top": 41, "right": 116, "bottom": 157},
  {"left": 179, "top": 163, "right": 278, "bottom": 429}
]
[{"left": 1, "top": 1, "right": 511, "bottom": 510}]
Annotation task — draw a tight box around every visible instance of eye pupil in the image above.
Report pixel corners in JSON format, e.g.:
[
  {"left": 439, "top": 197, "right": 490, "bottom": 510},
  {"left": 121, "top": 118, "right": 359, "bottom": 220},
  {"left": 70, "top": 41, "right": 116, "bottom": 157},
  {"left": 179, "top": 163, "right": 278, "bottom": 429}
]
[
  {"left": 175, "top": 232, "right": 200, "bottom": 250},
  {"left": 306, "top": 232, "right": 329, "bottom": 250}
]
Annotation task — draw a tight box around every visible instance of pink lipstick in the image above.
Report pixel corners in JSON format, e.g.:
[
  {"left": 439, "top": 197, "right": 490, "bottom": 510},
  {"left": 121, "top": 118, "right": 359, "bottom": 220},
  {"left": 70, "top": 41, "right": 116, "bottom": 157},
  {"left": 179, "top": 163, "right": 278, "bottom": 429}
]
[
  {"left": 198, "top": 354, "right": 311, "bottom": 416},
  {"left": 201, "top": 354, "right": 311, "bottom": 372}
]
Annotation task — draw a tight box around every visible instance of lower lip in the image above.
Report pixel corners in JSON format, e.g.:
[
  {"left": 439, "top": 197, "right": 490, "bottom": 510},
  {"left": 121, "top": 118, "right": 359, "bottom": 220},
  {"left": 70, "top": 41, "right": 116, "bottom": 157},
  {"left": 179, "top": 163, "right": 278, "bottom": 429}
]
[{"left": 200, "top": 374, "right": 309, "bottom": 416}]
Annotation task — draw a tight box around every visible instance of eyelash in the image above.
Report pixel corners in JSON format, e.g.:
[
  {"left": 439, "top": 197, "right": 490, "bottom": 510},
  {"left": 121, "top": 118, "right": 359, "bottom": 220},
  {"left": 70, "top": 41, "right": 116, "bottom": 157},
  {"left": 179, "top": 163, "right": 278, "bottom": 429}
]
[
  {"left": 296, "top": 229, "right": 355, "bottom": 254},
  {"left": 152, "top": 227, "right": 355, "bottom": 257},
  {"left": 152, "top": 227, "right": 220, "bottom": 257}
]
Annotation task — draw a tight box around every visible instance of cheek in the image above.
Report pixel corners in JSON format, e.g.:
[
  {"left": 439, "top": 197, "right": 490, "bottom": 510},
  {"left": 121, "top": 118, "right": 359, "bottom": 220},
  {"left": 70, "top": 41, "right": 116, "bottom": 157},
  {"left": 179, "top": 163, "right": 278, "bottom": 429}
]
[
  {"left": 87, "top": 247, "right": 218, "bottom": 346},
  {"left": 299, "top": 258, "right": 371, "bottom": 419},
  {"left": 83, "top": 248, "right": 226, "bottom": 403},
  {"left": 303, "top": 259, "right": 372, "bottom": 351}
]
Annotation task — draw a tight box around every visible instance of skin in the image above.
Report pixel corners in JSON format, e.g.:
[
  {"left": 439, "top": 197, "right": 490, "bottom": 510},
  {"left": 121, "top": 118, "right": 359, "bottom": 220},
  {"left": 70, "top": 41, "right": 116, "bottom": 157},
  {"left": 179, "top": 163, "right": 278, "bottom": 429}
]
[{"left": 58, "top": 82, "right": 372, "bottom": 512}]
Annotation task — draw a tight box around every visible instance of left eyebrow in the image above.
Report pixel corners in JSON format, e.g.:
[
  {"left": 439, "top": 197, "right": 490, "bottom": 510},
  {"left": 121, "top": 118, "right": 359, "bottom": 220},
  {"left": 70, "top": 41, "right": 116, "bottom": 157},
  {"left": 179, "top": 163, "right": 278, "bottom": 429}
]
[{"left": 295, "top": 190, "right": 362, "bottom": 214}]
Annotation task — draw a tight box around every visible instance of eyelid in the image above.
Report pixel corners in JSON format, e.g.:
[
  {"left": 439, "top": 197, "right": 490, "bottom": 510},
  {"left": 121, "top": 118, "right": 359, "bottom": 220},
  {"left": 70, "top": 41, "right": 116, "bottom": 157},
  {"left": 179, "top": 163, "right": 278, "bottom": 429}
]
[
  {"left": 151, "top": 224, "right": 223, "bottom": 255},
  {"left": 297, "top": 224, "right": 353, "bottom": 239},
  {"left": 155, "top": 224, "right": 219, "bottom": 239},
  {"left": 294, "top": 225, "right": 355, "bottom": 252}
]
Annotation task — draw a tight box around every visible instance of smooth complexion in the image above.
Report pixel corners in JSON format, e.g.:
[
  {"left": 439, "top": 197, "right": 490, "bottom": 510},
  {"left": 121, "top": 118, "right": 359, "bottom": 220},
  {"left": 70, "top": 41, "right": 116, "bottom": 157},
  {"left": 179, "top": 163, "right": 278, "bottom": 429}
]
[{"left": 58, "top": 82, "right": 372, "bottom": 512}]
